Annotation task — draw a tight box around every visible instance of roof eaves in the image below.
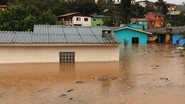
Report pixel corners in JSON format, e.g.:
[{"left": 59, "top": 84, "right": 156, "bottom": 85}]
[{"left": 113, "top": 27, "right": 153, "bottom": 35}]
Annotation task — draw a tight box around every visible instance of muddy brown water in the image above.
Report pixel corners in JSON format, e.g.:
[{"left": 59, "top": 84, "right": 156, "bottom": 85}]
[{"left": 0, "top": 44, "right": 184, "bottom": 104}]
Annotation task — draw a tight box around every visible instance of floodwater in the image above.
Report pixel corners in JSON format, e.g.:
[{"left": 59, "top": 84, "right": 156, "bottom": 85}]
[{"left": 0, "top": 44, "right": 184, "bottom": 104}]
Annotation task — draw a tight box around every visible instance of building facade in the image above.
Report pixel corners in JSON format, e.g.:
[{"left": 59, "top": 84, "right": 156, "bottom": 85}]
[
  {"left": 58, "top": 12, "right": 92, "bottom": 26},
  {"left": 144, "top": 12, "right": 165, "bottom": 28},
  {"left": 114, "top": 27, "right": 152, "bottom": 45}
]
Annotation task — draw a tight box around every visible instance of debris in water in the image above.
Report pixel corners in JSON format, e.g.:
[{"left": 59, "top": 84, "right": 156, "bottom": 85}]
[
  {"left": 160, "top": 77, "right": 169, "bottom": 81},
  {"left": 59, "top": 94, "right": 67, "bottom": 97},
  {"left": 177, "top": 47, "right": 184, "bottom": 50},
  {"left": 37, "top": 87, "right": 49, "bottom": 92},
  {"left": 152, "top": 68, "right": 157, "bottom": 69},
  {"left": 69, "top": 97, "right": 74, "bottom": 100},
  {"left": 67, "top": 89, "right": 74, "bottom": 92},
  {"left": 0, "top": 92, "right": 5, "bottom": 98},
  {"left": 155, "top": 64, "right": 160, "bottom": 67},
  {"left": 75, "top": 81, "right": 84, "bottom": 84},
  {"left": 112, "top": 77, "right": 117, "bottom": 80},
  {"left": 180, "top": 54, "right": 184, "bottom": 57},
  {"left": 92, "top": 76, "right": 108, "bottom": 81}
]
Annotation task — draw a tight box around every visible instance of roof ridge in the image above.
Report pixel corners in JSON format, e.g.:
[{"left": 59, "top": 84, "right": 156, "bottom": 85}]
[{"left": 114, "top": 26, "right": 152, "bottom": 35}]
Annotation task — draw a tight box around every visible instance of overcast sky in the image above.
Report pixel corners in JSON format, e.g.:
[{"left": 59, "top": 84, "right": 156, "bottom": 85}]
[{"left": 135, "top": 0, "right": 184, "bottom": 5}]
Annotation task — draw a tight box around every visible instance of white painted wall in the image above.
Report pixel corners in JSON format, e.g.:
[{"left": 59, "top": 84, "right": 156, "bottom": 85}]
[
  {"left": 72, "top": 16, "right": 92, "bottom": 26},
  {"left": 113, "top": 0, "right": 121, "bottom": 4},
  {"left": 0, "top": 46, "right": 119, "bottom": 64},
  {"left": 95, "top": 0, "right": 121, "bottom": 4},
  {"left": 138, "top": 2, "right": 147, "bottom": 7}
]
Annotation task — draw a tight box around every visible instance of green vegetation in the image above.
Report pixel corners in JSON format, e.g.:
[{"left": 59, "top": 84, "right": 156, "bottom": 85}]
[
  {"left": 0, "top": 0, "right": 185, "bottom": 31},
  {"left": 0, "top": 4, "right": 56, "bottom": 31}
]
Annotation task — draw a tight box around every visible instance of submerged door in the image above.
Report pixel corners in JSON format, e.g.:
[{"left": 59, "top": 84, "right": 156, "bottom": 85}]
[
  {"left": 132, "top": 37, "right": 139, "bottom": 44},
  {"left": 59, "top": 52, "right": 75, "bottom": 63}
]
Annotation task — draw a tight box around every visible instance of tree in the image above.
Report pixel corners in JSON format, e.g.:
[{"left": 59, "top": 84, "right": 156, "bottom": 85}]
[
  {"left": 0, "top": 0, "right": 9, "bottom": 4},
  {"left": 120, "top": 0, "right": 133, "bottom": 23},
  {"left": 39, "top": 9, "right": 57, "bottom": 25},
  {"left": 0, "top": 4, "right": 56, "bottom": 31},
  {"left": 166, "top": 14, "right": 185, "bottom": 26},
  {"left": 155, "top": 0, "right": 168, "bottom": 15},
  {"left": 72, "top": 0, "right": 100, "bottom": 14},
  {"left": 131, "top": 3, "right": 145, "bottom": 18}
]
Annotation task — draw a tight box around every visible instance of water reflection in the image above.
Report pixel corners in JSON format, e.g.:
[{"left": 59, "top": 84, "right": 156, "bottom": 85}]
[{"left": 0, "top": 44, "right": 184, "bottom": 104}]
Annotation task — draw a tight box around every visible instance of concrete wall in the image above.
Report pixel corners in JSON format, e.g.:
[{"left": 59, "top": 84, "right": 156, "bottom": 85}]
[
  {"left": 0, "top": 46, "right": 119, "bottom": 64},
  {"left": 114, "top": 29, "right": 148, "bottom": 45},
  {"left": 73, "top": 16, "right": 91, "bottom": 26}
]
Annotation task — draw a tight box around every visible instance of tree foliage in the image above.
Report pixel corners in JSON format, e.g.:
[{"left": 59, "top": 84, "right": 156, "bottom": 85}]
[
  {"left": 0, "top": 4, "right": 56, "bottom": 31},
  {"left": 155, "top": 0, "right": 168, "bottom": 15},
  {"left": 0, "top": 0, "right": 185, "bottom": 30},
  {"left": 120, "top": 0, "right": 132, "bottom": 23}
]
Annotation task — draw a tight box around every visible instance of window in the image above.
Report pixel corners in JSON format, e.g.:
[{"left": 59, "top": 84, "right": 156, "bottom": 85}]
[
  {"left": 84, "top": 18, "right": 88, "bottom": 22},
  {"left": 76, "top": 17, "right": 81, "bottom": 21},
  {"left": 59, "top": 52, "right": 75, "bottom": 63}
]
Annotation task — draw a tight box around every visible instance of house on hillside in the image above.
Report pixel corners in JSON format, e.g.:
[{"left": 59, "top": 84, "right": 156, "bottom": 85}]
[
  {"left": 95, "top": 0, "right": 121, "bottom": 4},
  {"left": 0, "top": 25, "right": 120, "bottom": 64},
  {"left": 57, "top": 12, "right": 92, "bottom": 26},
  {"left": 0, "top": 5, "right": 7, "bottom": 12},
  {"left": 144, "top": 12, "right": 165, "bottom": 28},
  {"left": 167, "top": 3, "right": 181, "bottom": 15},
  {"left": 90, "top": 14, "right": 111, "bottom": 26},
  {"left": 136, "top": 0, "right": 155, "bottom": 8},
  {"left": 113, "top": 27, "right": 152, "bottom": 45}
]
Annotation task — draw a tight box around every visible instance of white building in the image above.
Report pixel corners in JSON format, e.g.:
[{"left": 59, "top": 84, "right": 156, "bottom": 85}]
[
  {"left": 113, "top": 0, "right": 121, "bottom": 4},
  {"left": 136, "top": 0, "right": 154, "bottom": 8},
  {"left": 58, "top": 12, "right": 92, "bottom": 26},
  {"left": 0, "top": 25, "right": 120, "bottom": 64},
  {"left": 95, "top": 0, "right": 121, "bottom": 4},
  {"left": 167, "top": 3, "right": 181, "bottom": 15}
]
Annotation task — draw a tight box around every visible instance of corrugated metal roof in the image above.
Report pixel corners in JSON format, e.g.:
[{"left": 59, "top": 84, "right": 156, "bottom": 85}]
[
  {"left": 0, "top": 25, "right": 120, "bottom": 44},
  {"left": 57, "top": 12, "right": 80, "bottom": 18},
  {"left": 114, "top": 27, "right": 153, "bottom": 35},
  {"left": 146, "top": 26, "right": 185, "bottom": 35}
]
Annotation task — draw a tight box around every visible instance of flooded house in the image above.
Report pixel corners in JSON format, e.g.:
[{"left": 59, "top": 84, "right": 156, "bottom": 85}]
[
  {"left": 146, "top": 26, "right": 185, "bottom": 46},
  {"left": 113, "top": 26, "right": 152, "bottom": 45},
  {"left": 0, "top": 25, "right": 120, "bottom": 64}
]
